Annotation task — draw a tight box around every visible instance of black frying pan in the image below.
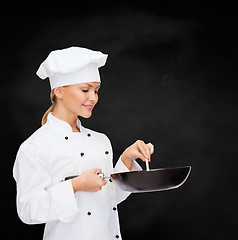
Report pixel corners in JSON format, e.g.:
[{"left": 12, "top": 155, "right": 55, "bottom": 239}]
[
  {"left": 65, "top": 162, "right": 191, "bottom": 193},
  {"left": 110, "top": 166, "right": 191, "bottom": 193}
]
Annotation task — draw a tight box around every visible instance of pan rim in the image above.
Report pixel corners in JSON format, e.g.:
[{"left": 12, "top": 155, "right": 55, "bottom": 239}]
[{"left": 112, "top": 165, "right": 191, "bottom": 175}]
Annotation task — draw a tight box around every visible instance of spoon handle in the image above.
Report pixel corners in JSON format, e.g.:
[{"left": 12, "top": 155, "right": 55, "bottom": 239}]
[{"left": 145, "top": 159, "right": 150, "bottom": 171}]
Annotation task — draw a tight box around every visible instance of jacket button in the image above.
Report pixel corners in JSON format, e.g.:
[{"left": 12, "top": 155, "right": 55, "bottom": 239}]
[
  {"left": 115, "top": 235, "right": 119, "bottom": 238},
  {"left": 65, "top": 136, "right": 68, "bottom": 140},
  {"left": 113, "top": 207, "right": 117, "bottom": 211},
  {"left": 105, "top": 151, "right": 109, "bottom": 154},
  {"left": 87, "top": 133, "right": 91, "bottom": 137},
  {"left": 87, "top": 212, "right": 91, "bottom": 215},
  {"left": 80, "top": 152, "right": 84, "bottom": 157}
]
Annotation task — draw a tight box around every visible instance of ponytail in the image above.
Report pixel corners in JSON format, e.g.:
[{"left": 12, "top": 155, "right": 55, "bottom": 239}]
[{"left": 41, "top": 90, "right": 56, "bottom": 126}]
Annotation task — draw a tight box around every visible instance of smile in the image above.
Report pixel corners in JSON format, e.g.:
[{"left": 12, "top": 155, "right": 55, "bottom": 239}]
[{"left": 82, "top": 104, "right": 94, "bottom": 111}]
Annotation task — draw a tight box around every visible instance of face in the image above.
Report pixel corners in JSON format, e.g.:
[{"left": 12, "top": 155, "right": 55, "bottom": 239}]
[{"left": 56, "top": 82, "right": 100, "bottom": 118}]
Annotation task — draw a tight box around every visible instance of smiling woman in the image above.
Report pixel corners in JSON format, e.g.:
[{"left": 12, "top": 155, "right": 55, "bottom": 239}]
[{"left": 13, "top": 46, "right": 154, "bottom": 240}]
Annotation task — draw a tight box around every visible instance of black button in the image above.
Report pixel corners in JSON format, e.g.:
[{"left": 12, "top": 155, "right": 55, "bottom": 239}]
[
  {"left": 115, "top": 235, "right": 119, "bottom": 238},
  {"left": 113, "top": 207, "right": 117, "bottom": 211},
  {"left": 65, "top": 136, "right": 68, "bottom": 140},
  {"left": 87, "top": 212, "right": 91, "bottom": 215},
  {"left": 80, "top": 152, "right": 84, "bottom": 157},
  {"left": 87, "top": 133, "right": 91, "bottom": 137},
  {"left": 109, "top": 179, "right": 113, "bottom": 182},
  {"left": 105, "top": 151, "right": 109, "bottom": 154}
]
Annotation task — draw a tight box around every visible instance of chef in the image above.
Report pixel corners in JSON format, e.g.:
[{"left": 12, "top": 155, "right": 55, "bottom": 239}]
[{"left": 13, "top": 46, "right": 154, "bottom": 240}]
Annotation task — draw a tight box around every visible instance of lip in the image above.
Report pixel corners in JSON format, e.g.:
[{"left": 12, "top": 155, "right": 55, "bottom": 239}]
[{"left": 82, "top": 104, "right": 94, "bottom": 111}]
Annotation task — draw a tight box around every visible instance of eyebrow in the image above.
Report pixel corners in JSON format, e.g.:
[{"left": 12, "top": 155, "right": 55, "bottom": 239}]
[{"left": 82, "top": 83, "right": 101, "bottom": 88}]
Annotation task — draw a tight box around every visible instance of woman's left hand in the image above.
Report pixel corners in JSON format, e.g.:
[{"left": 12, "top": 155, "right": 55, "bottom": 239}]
[{"left": 121, "top": 140, "right": 154, "bottom": 170}]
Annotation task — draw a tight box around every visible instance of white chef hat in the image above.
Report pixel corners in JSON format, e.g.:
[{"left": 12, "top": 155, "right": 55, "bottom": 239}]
[{"left": 36, "top": 46, "right": 108, "bottom": 90}]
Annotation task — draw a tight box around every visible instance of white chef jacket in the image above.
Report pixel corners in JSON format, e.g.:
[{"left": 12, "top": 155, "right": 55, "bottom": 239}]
[{"left": 13, "top": 112, "right": 141, "bottom": 240}]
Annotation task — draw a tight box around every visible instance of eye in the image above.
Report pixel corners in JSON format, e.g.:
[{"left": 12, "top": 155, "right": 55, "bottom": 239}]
[
  {"left": 82, "top": 90, "right": 89, "bottom": 93},
  {"left": 95, "top": 90, "right": 99, "bottom": 94}
]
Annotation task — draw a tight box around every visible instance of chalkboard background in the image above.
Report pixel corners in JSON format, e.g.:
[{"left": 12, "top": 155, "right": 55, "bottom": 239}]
[{"left": 3, "top": 3, "right": 237, "bottom": 240}]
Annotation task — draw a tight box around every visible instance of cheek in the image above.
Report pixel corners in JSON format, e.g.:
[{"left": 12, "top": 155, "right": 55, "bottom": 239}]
[
  {"left": 64, "top": 89, "right": 85, "bottom": 107},
  {"left": 95, "top": 94, "right": 99, "bottom": 104},
  {"left": 71, "top": 90, "right": 85, "bottom": 104}
]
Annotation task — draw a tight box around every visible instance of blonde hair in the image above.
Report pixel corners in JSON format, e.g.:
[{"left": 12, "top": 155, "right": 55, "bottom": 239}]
[{"left": 41, "top": 90, "right": 57, "bottom": 126}]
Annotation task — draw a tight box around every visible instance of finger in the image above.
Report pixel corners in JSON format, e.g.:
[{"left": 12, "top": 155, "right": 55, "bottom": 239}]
[
  {"left": 137, "top": 141, "right": 150, "bottom": 159},
  {"left": 144, "top": 143, "right": 152, "bottom": 162},
  {"left": 143, "top": 142, "right": 151, "bottom": 159},
  {"left": 137, "top": 152, "right": 148, "bottom": 162},
  {"left": 147, "top": 143, "right": 154, "bottom": 155},
  {"left": 143, "top": 143, "right": 154, "bottom": 162},
  {"left": 98, "top": 178, "right": 107, "bottom": 187}
]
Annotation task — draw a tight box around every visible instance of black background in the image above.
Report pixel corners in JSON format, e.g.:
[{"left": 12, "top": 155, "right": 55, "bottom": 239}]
[{"left": 3, "top": 3, "right": 238, "bottom": 240}]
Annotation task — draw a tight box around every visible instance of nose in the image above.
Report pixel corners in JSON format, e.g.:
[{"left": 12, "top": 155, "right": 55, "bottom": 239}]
[{"left": 89, "top": 91, "right": 98, "bottom": 103}]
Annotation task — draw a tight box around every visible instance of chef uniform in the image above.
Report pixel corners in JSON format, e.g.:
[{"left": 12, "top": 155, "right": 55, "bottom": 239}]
[{"left": 13, "top": 47, "right": 141, "bottom": 240}]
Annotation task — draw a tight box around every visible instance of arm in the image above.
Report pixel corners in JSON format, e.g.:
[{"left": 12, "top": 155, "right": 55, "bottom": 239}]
[
  {"left": 114, "top": 140, "right": 154, "bottom": 204},
  {"left": 13, "top": 143, "right": 79, "bottom": 224}
]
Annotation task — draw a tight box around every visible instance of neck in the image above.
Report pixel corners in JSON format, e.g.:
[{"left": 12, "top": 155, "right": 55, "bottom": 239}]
[{"left": 52, "top": 104, "right": 80, "bottom": 132}]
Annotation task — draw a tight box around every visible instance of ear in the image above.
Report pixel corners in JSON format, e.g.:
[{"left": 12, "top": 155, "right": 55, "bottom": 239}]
[{"left": 53, "top": 87, "right": 64, "bottom": 99}]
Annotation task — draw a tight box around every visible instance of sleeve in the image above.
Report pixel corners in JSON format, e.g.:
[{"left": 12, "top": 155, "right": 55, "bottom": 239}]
[
  {"left": 13, "top": 142, "right": 79, "bottom": 224},
  {"left": 113, "top": 156, "right": 142, "bottom": 204}
]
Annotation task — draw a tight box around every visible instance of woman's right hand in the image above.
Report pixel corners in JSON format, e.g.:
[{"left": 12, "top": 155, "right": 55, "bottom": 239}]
[{"left": 71, "top": 169, "right": 107, "bottom": 193}]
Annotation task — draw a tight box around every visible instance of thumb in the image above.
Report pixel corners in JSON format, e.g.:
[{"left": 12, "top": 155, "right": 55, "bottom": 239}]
[{"left": 137, "top": 153, "right": 148, "bottom": 163}]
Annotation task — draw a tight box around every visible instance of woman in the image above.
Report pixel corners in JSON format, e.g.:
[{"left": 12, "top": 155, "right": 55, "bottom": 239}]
[{"left": 13, "top": 47, "right": 154, "bottom": 240}]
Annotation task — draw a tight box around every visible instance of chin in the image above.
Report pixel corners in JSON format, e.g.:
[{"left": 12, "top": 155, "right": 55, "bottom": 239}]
[
  {"left": 83, "top": 115, "right": 92, "bottom": 119},
  {"left": 79, "top": 113, "right": 92, "bottom": 119}
]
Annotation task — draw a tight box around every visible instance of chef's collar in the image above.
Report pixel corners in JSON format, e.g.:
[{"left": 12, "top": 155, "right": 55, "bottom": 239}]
[{"left": 47, "top": 112, "right": 83, "bottom": 133}]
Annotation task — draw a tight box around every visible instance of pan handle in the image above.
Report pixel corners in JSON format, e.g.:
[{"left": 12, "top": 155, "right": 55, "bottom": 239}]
[
  {"left": 64, "top": 175, "right": 78, "bottom": 181},
  {"left": 65, "top": 173, "right": 107, "bottom": 181},
  {"left": 97, "top": 173, "right": 106, "bottom": 180}
]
